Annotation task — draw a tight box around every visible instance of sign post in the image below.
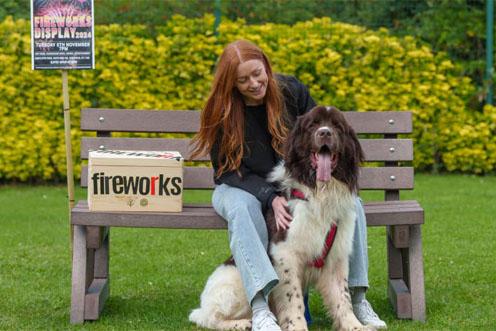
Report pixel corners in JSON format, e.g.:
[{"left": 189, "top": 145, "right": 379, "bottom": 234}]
[
  {"left": 31, "top": 0, "right": 95, "bottom": 235},
  {"left": 62, "top": 69, "right": 75, "bottom": 209}
]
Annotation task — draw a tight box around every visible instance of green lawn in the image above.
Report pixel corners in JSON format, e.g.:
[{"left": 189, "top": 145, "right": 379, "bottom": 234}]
[{"left": 0, "top": 174, "right": 495, "bottom": 330}]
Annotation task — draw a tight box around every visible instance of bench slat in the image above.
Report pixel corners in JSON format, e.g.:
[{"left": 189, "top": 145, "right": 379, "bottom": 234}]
[
  {"left": 72, "top": 200, "right": 423, "bottom": 228},
  {"left": 80, "top": 166, "right": 414, "bottom": 190},
  {"left": 361, "top": 139, "right": 413, "bottom": 161},
  {"left": 81, "top": 108, "right": 412, "bottom": 134},
  {"left": 346, "top": 111, "right": 412, "bottom": 134},
  {"left": 81, "top": 137, "right": 413, "bottom": 162},
  {"left": 81, "top": 137, "right": 207, "bottom": 161},
  {"left": 81, "top": 109, "right": 200, "bottom": 133}
]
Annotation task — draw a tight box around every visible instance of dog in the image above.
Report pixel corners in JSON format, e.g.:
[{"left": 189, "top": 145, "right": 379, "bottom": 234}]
[{"left": 189, "top": 106, "right": 372, "bottom": 331}]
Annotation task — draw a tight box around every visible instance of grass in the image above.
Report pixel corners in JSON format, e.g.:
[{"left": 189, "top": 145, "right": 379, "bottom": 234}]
[{"left": 0, "top": 174, "right": 495, "bottom": 330}]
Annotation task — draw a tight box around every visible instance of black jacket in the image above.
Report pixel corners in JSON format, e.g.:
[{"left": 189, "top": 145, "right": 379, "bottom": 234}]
[{"left": 210, "top": 74, "right": 316, "bottom": 212}]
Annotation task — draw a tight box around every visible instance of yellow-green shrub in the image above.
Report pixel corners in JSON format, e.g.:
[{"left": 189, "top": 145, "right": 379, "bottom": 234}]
[
  {"left": 226, "top": 20, "right": 484, "bottom": 172},
  {"left": 0, "top": 15, "right": 494, "bottom": 181},
  {"left": 439, "top": 105, "right": 496, "bottom": 174}
]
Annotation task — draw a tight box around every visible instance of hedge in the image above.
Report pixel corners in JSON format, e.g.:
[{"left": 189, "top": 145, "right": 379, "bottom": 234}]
[{"left": 0, "top": 15, "right": 495, "bottom": 181}]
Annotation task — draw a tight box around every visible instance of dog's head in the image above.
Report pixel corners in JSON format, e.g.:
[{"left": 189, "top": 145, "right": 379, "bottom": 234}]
[{"left": 284, "top": 106, "right": 364, "bottom": 192}]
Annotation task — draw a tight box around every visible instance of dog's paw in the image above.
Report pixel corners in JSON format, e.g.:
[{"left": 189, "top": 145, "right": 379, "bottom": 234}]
[{"left": 232, "top": 319, "right": 252, "bottom": 330}]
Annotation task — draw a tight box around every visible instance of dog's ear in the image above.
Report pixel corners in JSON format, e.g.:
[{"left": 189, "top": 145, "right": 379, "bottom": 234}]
[
  {"left": 342, "top": 123, "right": 364, "bottom": 193},
  {"left": 284, "top": 115, "right": 305, "bottom": 164},
  {"left": 284, "top": 115, "right": 316, "bottom": 188}
]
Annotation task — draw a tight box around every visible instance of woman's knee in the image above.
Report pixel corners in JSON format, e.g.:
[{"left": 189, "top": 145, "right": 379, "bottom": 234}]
[
  {"left": 228, "top": 198, "right": 265, "bottom": 233},
  {"left": 212, "top": 184, "right": 268, "bottom": 244},
  {"left": 213, "top": 184, "right": 261, "bottom": 218}
]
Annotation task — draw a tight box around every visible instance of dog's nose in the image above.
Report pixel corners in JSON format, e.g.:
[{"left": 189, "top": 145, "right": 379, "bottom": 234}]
[{"left": 317, "top": 127, "right": 332, "bottom": 138}]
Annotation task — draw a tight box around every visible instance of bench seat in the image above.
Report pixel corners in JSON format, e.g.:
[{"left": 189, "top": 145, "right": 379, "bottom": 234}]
[{"left": 72, "top": 199, "right": 423, "bottom": 228}]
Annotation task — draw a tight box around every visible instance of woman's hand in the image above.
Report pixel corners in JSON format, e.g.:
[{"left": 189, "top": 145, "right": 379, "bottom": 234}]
[{"left": 271, "top": 196, "right": 292, "bottom": 231}]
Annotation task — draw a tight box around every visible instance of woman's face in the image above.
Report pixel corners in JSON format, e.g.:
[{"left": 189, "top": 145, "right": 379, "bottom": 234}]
[{"left": 235, "top": 59, "right": 268, "bottom": 106}]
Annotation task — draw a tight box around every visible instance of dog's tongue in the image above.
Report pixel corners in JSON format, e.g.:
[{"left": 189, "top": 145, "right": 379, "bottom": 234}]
[{"left": 316, "top": 152, "right": 332, "bottom": 182}]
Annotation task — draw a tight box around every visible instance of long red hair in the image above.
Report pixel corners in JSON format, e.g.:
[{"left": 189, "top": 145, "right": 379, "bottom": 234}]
[{"left": 190, "top": 40, "right": 288, "bottom": 177}]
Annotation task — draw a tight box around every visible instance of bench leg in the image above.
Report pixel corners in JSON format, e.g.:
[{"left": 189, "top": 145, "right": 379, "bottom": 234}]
[
  {"left": 94, "top": 228, "right": 109, "bottom": 279},
  {"left": 71, "top": 225, "right": 88, "bottom": 324},
  {"left": 70, "top": 226, "right": 110, "bottom": 324},
  {"left": 85, "top": 228, "right": 110, "bottom": 320},
  {"left": 387, "top": 230, "right": 412, "bottom": 319},
  {"left": 407, "top": 225, "right": 425, "bottom": 321},
  {"left": 386, "top": 225, "right": 425, "bottom": 322}
]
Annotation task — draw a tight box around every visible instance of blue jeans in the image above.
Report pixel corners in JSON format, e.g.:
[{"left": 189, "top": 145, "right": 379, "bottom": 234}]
[{"left": 212, "top": 183, "right": 369, "bottom": 305}]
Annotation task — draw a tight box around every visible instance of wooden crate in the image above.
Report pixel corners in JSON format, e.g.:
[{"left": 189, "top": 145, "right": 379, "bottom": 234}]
[{"left": 88, "top": 150, "right": 183, "bottom": 212}]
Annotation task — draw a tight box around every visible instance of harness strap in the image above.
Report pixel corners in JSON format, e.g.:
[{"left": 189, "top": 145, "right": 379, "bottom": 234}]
[
  {"left": 310, "top": 224, "right": 338, "bottom": 268},
  {"left": 290, "top": 188, "right": 308, "bottom": 201},
  {"left": 289, "top": 188, "right": 338, "bottom": 269}
]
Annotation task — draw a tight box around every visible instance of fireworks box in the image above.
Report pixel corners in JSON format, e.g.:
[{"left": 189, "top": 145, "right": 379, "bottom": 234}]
[{"left": 88, "top": 150, "right": 183, "bottom": 212}]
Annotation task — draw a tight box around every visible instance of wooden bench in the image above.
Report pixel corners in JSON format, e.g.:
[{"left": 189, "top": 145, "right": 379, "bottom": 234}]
[{"left": 70, "top": 108, "right": 425, "bottom": 324}]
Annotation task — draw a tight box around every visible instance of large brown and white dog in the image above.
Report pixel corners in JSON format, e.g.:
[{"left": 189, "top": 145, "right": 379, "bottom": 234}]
[{"left": 189, "top": 106, "right": 373, "bottom": 331}]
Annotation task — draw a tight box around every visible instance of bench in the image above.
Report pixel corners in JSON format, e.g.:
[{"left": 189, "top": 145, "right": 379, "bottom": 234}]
[{"left": 70, "top": 108, "right": 425, "bottom": 324}]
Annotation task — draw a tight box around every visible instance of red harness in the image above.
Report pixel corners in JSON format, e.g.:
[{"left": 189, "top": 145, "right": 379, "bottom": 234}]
[{"left": 290, "top": 189, "right": 338, "bottom": 269}]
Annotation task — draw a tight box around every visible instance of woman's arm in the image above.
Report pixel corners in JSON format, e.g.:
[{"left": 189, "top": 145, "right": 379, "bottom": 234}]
[{"left": 210, "top": 139, "right": 278, "bottom": 213}]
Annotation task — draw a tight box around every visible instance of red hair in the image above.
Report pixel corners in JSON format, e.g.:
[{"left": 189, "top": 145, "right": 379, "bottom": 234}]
[{"left": 191, "top": 40, "right": 288, "bottom": 177}]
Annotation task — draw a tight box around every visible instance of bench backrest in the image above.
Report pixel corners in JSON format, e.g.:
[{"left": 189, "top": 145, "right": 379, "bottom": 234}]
[{"left": 79, "top": 108, "right": 413, "bottom": 200}]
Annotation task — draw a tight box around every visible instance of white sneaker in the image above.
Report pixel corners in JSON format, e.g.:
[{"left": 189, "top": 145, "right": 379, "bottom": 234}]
[
  {"left": 352, "top": 299, "right": 387, "bottom": 329},
  {"left": 252, "top": 310, "right": 282, "bottom": 331}
]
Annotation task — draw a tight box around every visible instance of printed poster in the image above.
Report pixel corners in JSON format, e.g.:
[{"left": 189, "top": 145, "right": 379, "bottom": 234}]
[{"left": 31, "top": 0, "right": 95, "bottom": 70}]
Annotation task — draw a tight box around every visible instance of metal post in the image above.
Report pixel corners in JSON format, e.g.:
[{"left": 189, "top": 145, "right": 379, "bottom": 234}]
[
  {"left": 486, "top": 0, "right": 494, "bottom": 105},
  {"left": 214, "top": 0, "right": 221, "bottom": 36}
]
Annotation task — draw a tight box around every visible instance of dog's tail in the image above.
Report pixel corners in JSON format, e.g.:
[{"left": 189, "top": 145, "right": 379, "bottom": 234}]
[
  {"left": 189, "top": 306, "right": 217, "bottom": 329},
  {"left": 189, "top": 265, "right": 252, "bottom": 330},
  {"left": 188, "top": 307, "right": 205, "bottom": 325}
]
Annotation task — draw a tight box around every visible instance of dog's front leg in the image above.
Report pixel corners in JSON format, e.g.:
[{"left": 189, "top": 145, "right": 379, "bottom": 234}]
[
  {"left": 316, "top": 258, "right": 369, "bottom": 331},
  {"left": 270, "top": 248, "right": 308, "bottom": 331}
]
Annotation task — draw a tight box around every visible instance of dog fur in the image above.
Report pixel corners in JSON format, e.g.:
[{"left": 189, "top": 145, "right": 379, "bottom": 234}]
[{"left": 189, "top": 106, "right": 373, "bottom": 331}]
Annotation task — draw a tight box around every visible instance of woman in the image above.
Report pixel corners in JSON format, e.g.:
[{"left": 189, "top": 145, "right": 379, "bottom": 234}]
[{"left": 191, "top": 40, "right": 386, "bottom": 331}]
